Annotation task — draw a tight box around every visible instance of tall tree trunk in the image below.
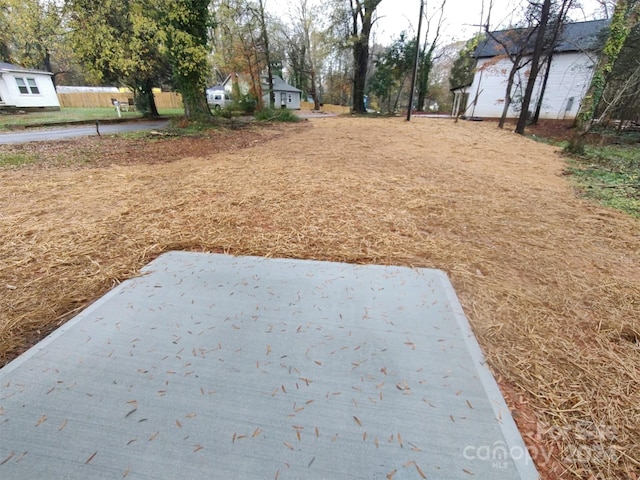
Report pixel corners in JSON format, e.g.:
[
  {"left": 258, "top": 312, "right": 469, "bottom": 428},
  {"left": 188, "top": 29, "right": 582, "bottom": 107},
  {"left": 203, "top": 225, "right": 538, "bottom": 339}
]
[
  {"left": 568, "top": 0, "right": 638, "bottom": 153},
  {"left": 498, "top": 62, "right": 519, "bottom": 129},
  {"left": 532, "top": 49, "right": 553, "bottom": 124},
  {"left": 144, "top": 78, "right": 159, "bottom": 118},
  {"left": 350, "top": 0, "right": 381, "bottom": 114},
  {"left": 310, "top": 67, "right": 320, "bottom": 110},
  {"left": 43, "top": 48, "right": 52, "bottom": 74},
  {"left": 532, "top": 0, "right": 574, "bottom": 124},
  {"left": 416, "top": 47, "right": 430, "bottom": 112},
  {"left": 515, "top": 0, "right": 551, "bottom": 135},
  {"left": 415, "top": 0, "right": 446, "bottom": 112},
  {"left": 352, "top": 36, "right": 369, "bottom": 113},
  {"left": 258, "top": 0, "right": 275, "bottom": 109},
  {"left": 182, "top": 91, "right": 211, "bottom": 118},
  {"left": 393, "top": 76, "right": 408, "bottom": 112},
  {"left": 165, "top": 0, "right": 212, "bottom": 119}
]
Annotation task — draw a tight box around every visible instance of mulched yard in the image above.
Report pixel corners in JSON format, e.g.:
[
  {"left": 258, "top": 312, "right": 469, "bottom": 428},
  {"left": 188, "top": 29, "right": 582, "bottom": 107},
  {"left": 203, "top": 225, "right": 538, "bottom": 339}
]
[{"left": 1, "top": 117, "right": 638, "bottom": 479}]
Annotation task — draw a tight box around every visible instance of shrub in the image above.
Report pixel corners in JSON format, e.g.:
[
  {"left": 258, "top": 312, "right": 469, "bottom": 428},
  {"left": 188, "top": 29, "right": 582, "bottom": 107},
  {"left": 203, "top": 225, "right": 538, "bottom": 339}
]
[
  {"left": 255, "top": 108, "right": 300, "bottom": 122},
  {"left": 235, "top": 94, "right": 258, "bottom": 114}
]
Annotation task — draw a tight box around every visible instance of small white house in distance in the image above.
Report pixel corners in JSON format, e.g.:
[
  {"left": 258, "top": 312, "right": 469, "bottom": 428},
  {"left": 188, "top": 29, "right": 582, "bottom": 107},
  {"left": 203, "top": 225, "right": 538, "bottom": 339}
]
[
  {"left": 0, "top": 62, "right": 60, "bottom": 111},
  {"left": 262, "top": 75, "right": 302, "bottom": 110},
  {"left": 466, "top": 19, "right": 608, "bottom": 120},
  {"left": 213, "top": 73, "right": 303, "bottom": 110}
]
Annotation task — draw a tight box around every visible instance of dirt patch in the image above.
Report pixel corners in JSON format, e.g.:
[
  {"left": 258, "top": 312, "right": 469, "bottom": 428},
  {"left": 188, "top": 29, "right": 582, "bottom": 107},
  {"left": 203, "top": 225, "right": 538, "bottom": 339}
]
[
  {"left": 1, "top": 117, "right": 639, "bottom": 479},
  {"left": 526, "top": 120, "right": 576, "bottom": 142},
  {"left": 0, "top": 123, "right": 296, "bottom": 169}
]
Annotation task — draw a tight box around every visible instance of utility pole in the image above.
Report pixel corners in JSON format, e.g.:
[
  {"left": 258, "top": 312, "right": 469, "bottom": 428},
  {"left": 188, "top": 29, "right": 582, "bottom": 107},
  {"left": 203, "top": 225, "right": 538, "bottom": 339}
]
[{"left": 407, "top": 0, "right": 425, "bottom": 121}]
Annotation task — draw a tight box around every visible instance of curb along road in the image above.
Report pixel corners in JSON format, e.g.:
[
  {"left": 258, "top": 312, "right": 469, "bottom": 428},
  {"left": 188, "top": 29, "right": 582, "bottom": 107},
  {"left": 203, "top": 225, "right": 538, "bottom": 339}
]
[{"left": 0, "top": 119, "right": 169, "bottom": 144}]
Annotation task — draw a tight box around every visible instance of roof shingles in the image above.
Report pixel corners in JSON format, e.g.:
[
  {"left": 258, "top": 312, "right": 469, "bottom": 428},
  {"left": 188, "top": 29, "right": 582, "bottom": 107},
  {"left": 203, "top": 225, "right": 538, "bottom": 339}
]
[{"left": 474, "top": 19, "right": 609, "bottom": 58}]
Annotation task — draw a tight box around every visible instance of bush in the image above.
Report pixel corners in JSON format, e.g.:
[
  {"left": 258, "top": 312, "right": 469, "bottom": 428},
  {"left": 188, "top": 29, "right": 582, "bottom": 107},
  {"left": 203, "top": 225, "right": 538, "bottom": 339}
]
[
  {"left": 255, "top": 108, "right": 300, "bottom": 123},
  {"left": 235, "top": 93, "right": 258, "bottom": 114},
  {"left": 166, "top": 115, "right": 221, "bottom": 133},
  {"left": 211, "top": 106, "right": 233, "bottom": 119}
]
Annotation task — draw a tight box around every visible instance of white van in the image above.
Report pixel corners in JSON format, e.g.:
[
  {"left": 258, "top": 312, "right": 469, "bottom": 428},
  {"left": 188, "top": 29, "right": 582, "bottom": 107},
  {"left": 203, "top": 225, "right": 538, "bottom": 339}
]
[{"left": 206, "top": 88, "right": 231, "bottom": 111}]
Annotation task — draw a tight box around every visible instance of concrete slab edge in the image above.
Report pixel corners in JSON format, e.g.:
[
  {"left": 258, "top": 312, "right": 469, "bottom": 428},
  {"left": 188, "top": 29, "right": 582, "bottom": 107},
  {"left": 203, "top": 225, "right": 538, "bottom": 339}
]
[{"left": 432, "top": 269, "right": 540, "bottom": 480}]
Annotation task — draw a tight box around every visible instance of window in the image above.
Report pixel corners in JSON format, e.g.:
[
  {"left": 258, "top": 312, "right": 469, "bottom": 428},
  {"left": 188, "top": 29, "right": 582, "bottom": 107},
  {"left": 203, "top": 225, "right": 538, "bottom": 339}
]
[
  {"left": 288, "top": 93, "right": 292, "bottom": 103},
  {"left": 15, "top": 77, "right": 40, "bottom": 95},
  {"left": 16, "top": 78, "right": 29, "bottom": 94},
  {"left": 565, "top": 97, "right": 574, "bottom": 112},
  {"left": 27, "top": 78, "right": 40, "bottom": 94}
]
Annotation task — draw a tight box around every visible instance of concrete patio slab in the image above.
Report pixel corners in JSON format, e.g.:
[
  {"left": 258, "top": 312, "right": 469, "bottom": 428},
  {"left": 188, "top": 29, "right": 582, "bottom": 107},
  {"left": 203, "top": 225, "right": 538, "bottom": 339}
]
[{"left": 0, "top": 252, "right": 538, "bottom": 479}]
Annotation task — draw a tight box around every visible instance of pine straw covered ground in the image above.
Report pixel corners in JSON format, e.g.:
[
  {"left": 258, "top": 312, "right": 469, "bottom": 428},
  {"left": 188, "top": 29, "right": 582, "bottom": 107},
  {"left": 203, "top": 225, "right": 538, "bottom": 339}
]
[{"left": 1, "top": 117, "right": 639, "bottom": 478}]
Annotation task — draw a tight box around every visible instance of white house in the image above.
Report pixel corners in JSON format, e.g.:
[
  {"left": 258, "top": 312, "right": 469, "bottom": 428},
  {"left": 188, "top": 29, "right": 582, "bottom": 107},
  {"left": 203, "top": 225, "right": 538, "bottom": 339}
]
[
  {"left": 0, "top": 62, "right": 60, "bottom": 111},
  {"left": 215, "top": 73, "right": 303, "bottom": 110},
  {"left": 262, "top": 75, "right": 302, "bottom": 110},
  {"left": 464, "top": 19, "right": 608, "bottom": 120}
]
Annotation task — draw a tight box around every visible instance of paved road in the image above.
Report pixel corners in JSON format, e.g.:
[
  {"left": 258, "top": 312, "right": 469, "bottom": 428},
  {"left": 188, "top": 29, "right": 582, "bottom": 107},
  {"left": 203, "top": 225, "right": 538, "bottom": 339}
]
[{"left": 0, "top": 120, "right": 169, "bottom": 145}]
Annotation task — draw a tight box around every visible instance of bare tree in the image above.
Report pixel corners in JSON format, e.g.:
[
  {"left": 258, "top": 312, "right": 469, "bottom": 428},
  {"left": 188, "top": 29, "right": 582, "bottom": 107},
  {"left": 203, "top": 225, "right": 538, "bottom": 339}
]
[
  {"left": 515, "top": 0, "right": 552, "bottom": 134},
  {"left": 481, "top": 7, "right": 537, "bottom": 128},
  {"left": 531, "top": 0, "right": 576, "bottom": 124},
  {"left": 594, "top": 0, "right": 618, "bottom": 17},
  {"left": 415, "top": 0, "right": 447, "bottom": 112},
  {"left": 285, "top": 0, "right": 324, "bottom": 110},
  {"left": 255, "top": 0, "right": 275, "bottom": 108}
]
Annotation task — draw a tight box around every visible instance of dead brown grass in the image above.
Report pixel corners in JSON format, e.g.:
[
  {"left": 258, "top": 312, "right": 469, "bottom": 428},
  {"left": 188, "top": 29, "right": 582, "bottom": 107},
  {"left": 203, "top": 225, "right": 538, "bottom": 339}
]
[{"left": 1, "top": 117, "right": 639, "bottom": 479}]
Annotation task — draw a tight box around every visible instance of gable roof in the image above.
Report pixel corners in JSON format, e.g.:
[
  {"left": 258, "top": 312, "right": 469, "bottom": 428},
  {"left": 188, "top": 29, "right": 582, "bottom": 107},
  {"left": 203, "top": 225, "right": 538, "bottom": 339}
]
[
  {"left": 0, "top": 61, "right": 53, "bottom": 76},
  {"left": 474, "top": 19, "right": 609, "bottom": 59},
  {"left": 267, "top": 75, "right": 302, "bottom": 93}
]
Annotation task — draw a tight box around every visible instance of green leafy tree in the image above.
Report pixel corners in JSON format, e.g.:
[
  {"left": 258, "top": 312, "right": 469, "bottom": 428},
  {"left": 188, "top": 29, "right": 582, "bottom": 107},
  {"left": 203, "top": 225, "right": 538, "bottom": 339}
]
[
  {"left": 369, "top": 58, "right": 394, "bottom": 111},
  {"left": 2, "top": 0, "right": 77, "bottom": 83},
  {"left": 67, "top": 0, "right": 170, "bottom": 116},
  {"left": 369, "top": 32, "right": 415, "bottom": 113},
  {"left": 6, "top": 0, "right": 59, "bottom": 71},
  {"left": 162, "top": 0, "right": 213, "bottom": 118},
  {"left": 448, "top": 35, "right": 481, "bottom": 90},
  {"left": 599, "top": 19, "right": 640, "bottom": 128},
  {"left": 0, "top": 1, "right": 11, "bottom": 60},
  {"left": 568, "top": 0, "right": 640, "bottom": 152}
]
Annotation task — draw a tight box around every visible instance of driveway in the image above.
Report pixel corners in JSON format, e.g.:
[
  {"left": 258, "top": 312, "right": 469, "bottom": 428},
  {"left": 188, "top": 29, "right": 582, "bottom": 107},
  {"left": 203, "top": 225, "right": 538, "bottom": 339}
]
[{"left": 0, "top": 120, "right": 169, "bottom": 144}]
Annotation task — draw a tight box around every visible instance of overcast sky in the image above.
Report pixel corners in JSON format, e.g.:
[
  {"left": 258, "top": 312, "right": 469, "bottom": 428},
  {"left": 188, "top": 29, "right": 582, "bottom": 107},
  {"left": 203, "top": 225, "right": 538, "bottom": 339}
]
[
  {"left": 267, "top": 0, "right": 608, "bottom": 44},
  {"left": 374, "top": 0, "right": 607, "bottom": 43}
]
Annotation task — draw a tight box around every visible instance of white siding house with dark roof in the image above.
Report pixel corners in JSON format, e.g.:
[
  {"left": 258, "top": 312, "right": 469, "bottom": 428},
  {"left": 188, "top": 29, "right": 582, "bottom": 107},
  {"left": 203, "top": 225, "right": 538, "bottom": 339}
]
[
  {"left": 0, "top": 62, "right": 60, "bottom": 111},
  {"left": 466, "top": 19, "right": 608, "bottom": 120},
  {"left": 262, "top": 75, "right": 302, "bottom": 110},
  {"left": 214, "top": 73, "right": 303, "bottom": 110}
]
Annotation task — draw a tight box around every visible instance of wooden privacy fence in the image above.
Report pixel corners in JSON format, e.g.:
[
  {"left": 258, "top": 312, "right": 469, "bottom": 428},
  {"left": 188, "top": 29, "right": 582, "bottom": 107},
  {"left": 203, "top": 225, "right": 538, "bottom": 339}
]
[
  {"left": 57, "top": 93, "right": 347, "bottom": 114},
  {"left": 57, "top": 92, "right": 183, "bottom": 109},
  {"left": 300, "top": 101, "right": 350, "bottom": 114}
]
